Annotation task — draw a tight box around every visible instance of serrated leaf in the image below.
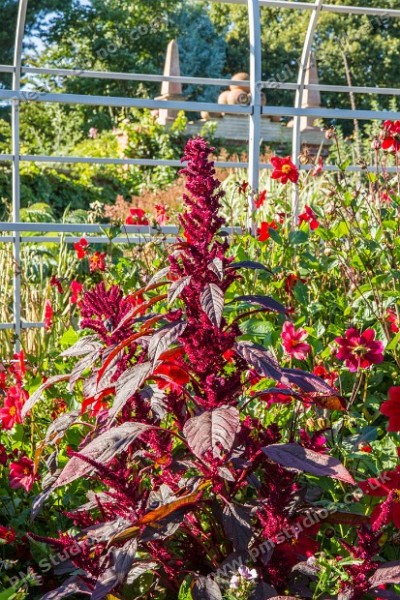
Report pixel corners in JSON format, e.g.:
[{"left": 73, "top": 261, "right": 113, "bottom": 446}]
[
  {"left": 263, "top": 443, "right": 355, "bottom": 485},
  {"left": 59, "top": 335, "right": 102, "bottom": 358},
  {"left": 148, "top": 322, "right": 187, "bottom": 365},
  {"left": 110, "top": 362, "right": 153, "bottom": 419},
  {"left": 234, "top": 341, "right": 282, "bottom": 381},
  {"left": 91, "top": 540, "right": 137, "bottom": 600},
  {"left": 200, "top": 283, "right": 224, "bottom": 328},
  {"left": 208, "top": 257, "right": 224, "bottom": 280},
  {"left": 192, "top": 576, "right": 222, "bottom": 600},
  {"left": 168, "top": 276, "right": 191, "bottom": 303},
  {"left": 221, "top": 502, "right": 252, "bottom": 551},
  {"left": 54, "top": 422, "right": 153, "bottom": 488},
  {"left": 183, "top": 406, "right": 240, "bottom": 460},
  {"left": 21, "top": 374, "right": 70, "bottom": 418},
  {"left": 45, "top": 410, "right": 80, "bottom": 445},
  {"left": 39, "top": 576, "right": 91, "bottom": 600},
  {"left": 68, "top": 349, "right": 101, "bottom": 392},
  {"left": 126, "top": 561, "right": 158, "bottom": 584},
  {"left": 233, "top": 294, "right": 287, "bottom": 314}
]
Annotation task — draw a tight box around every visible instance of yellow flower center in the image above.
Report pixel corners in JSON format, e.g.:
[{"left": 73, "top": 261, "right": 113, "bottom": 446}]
[
  {"left": 23, "top": 467, "right": 30, "bottom": 475},
  {"left": 281, "top": 164, "right": 292, "bottom": 174},
  {"left": 9, "top": 406, "right": 16, "bottom": 416},
  {"left": 394, "top": 489, "right": 400, "bottom": 503}
]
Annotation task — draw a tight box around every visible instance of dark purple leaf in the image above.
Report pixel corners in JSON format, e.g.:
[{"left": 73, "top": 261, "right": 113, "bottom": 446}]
[
  {"left": 249, "top": 582, "right": 278, "bottom": 600},
  {"left": 168, "top": 275, "right": 191, "bottom": 303},
  {"left": 31, "top": 486, "right": 54, "bottom": 520},
  {"left": 268, "top": 597, "right": 299, "bottom": 600},
  {"left": 208, "top": 257, "right": 224, "bottom": 280},
  {"left": 281, "top": 368, "right": 335, "bottom": 394},
  {"left": 200, "top": 283, "right": 225, "bottom": 328},
  {"left": 54, "top": 422, "right": 154, "bottom": 488},
  {"left": 110, "top": 361, "right": 153, "bottom": 419},
  {"left": 234, "top": 341, "right": 282, "bottom": 381},
  {"left": 148, "top": 322, "right": 187, "bottom": 365},
  {"left": 229, "top": 261, "right": 271, "bottom": 273},
  {"left": 68, "top": 349, "right": 101, "bottom": 392},
  {"left": 192, "top": 576, "right": 222, "bottom": 600},
  {"left": 45, "top": 410, "right": 80, "bottom": 445},
  {"left": 40, "top": 576, "right": 91, "bottom": 599},
  {"left": 91, "top": 539, "right": 137, "bottom": 600},
  {"left": 22, "top": 374, "right": 69, "bottom": 418},
  {"left": 60, "top": 335, "right": 102, "bottom": 358},
  {"left": 370, "top": 561, "right": 400, "bottom": 587},
  {"left": 84, "top": 517, "right": 132, "bottom": 544},
  {"left": 126, "top": 561, "right": 158, "bottom": 584},
  {"left": 183, "top": 407, "right": 240, "bottom": 459},
  {"left": 371, "top": 590, "right": 400, "bottom": 599},
  {"left": 221, "top": 502, "right": 252, "bottom": 552},
  {"left": 145, "top": 266, "right": 170, "bottom": 289},
  {"left": 263, "top": 443, "right": 355, "bottom": 485},
  {"left": 234, "top": 294, "right": 287, "bottom": 314}
]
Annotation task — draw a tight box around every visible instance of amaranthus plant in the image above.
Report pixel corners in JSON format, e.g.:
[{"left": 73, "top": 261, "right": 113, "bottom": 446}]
[{"left": 24, "top": 138, "right": 397, "bottom": 600}]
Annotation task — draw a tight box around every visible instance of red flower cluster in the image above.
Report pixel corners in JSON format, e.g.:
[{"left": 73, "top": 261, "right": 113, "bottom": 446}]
[
  {"left": 0, "top": 525, "right": 16, "bottom": 543},
  {"left": 335, "top": 327, "right": 384, "bottom": 372},
  {"left": 271, "top": 156, "right": 299, "bottom": 184},
  {"left": 73, "top": 238, "right": 88, "bottom": 259},
  {"left": 43, "top": 299, "right": 53, "bottom": 330},
  {"left": 257, "top": 220, "right": 278, "bottom": 241},
  {"left": 89, "top": 251, "right": 107, "bottom": 273},
  {"left": 255, "top": 189, "right": 267, "bottom": 209},
  {"left": 125, "top": 207, "right": 149, "bottom": 225},
  {"left": 298, "top": 205, "right": 319, "bottom": 230},
  {"left": 380, "top": 386, "right": 400, "bottom": 431},
  {"left": 387, "top": 308, "right": 399, "bottom": 333},
  {"left": 381, "top": 120, "right": 400, "bottom": 152},
  {"left": 154, "top": 203, "right": 168, "bottom": 225}
]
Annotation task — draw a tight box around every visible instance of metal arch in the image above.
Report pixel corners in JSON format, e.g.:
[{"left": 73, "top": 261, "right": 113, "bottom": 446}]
[
  {"left": 247, "top": 0, "right": 262, "bottom": 234},
  {"left": 11, "top": 0, "right": 28, "bottom": 350},
  {"left": 291, "top": 0, "right": 323, "bottom": 223}
]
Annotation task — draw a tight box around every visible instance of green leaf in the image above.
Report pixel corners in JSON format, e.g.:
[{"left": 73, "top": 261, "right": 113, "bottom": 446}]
[
  {"left": 268, "top": 228, "right": 283, "bottom": 245},
  {"left": 59, "top": 327, "right": 80, "bottom": 348},
  {"left": 178, "top": 576, "right": 193, "bottom": 600},
  {"left": 289, "top": 230, "right": 308, "bottom": 245},
  {"left": 386, "top": 331, "right": 400, "bottom": 352}
]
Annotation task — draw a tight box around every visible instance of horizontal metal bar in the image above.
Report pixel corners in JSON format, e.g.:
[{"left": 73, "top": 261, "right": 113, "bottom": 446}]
[
  {"left": 0, "top": 90, "right": 252, "bottom": 114},
  {"left": 0, "top": 155, "right": 249, "bottom": 169},
  {"left": 262, "top": 105, "right": 400, "bottom": 121},
  {"left": 19, "top": 66, "right": 248, "bottom": 89},
  {"left": 262, "top": 82, "right": 400, "bottom": 97},
  {"left": 0, "top": 222, "right": 178, "bottom": 233},
  {"left": 0, "top": 65, "right": 14, "bottom": 73},
  {"left": 0, "top": 322, "right": 45, "bottom": 330},
  {"left": 213, "top": 0, "right": 400, "bottom": 16}
]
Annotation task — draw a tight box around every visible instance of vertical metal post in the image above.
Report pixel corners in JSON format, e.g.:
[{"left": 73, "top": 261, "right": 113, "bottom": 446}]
[
  {"left": 291, "top": 0, "right": 322, "bottom": 224},
  {"left": 12, "top": 0, "right": 28, "bottom": 351},
  {"left": 247, "top": 0, "right": 262, "bottom": 235}
]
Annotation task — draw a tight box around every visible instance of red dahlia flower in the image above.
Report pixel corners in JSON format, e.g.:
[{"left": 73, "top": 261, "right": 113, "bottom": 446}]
[
  {"left": 387, "top": 308, "right": 399, "bottom": 333},
  {"left": 0, "top": 385, "right": 27, "bottom": 429},
  {"left": 312, "top": 364, "right": 338, "bottom": 388},
  {"left": 9, "top": 456, "right": 39, "bottom": 492},
  {"left": 50, "top": 275, "right": 63, "bottom": 294},
  {"left": 70, "top": 280, "right": 83, "bottom": 304},
  {"left": 73, "top": 238, "right": 88, "bottom": 259},
  {"left": 125, "top": 207, "right": 149, "bottom": 226},
  {"left": 271, "top": 156, "right": 299, "bottom": 184},
  {"left": 89, "top": 251, "right": 107, "bottom": 273},
  {"left": 359, "top": 467, "right": 400, "bottom": 530},
  {"left": 380, "top": 386, "right": 400, "bottom": 432},
  {"left": 381, "top": 120, "right": 400, "bottom": 152},
  {"left": 0, "top": 525, "right": 16, "bottom": 543},
  {"left": 257, "top": 220, "right": 278, "bottom": 242},
  {"left": 335, "top": 328, "right": 384, "bottom": 372},
  {"left": 281, "top": 321, "right": 311, "bottom": 360},
  {"left": 254, "top": 189, "right": 267, "bottom": 209},
  {"left": 43, "top": 299, "right": 53, "bottom": 330},
  {"left": 298, "top": 205, "right": 319, "bottom": 230}
]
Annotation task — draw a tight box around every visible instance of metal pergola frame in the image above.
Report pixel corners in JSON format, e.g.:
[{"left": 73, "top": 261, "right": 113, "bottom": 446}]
[{"left": 1, "top": 0, "right": 400, "bottom": 348}]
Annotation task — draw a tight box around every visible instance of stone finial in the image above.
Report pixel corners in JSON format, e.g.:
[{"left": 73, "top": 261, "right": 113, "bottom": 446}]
[
  {"left": 156, "top": 40, "right": 185, "bottom": 125},
  {"left": 300, "top": 52, "right": 321, "bottom": 132}
]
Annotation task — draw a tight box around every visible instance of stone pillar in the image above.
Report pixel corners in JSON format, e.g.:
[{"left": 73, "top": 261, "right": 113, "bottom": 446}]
[
  {"left": 300, "top": 52, "right": 321, "bottom": 132},
  {"left": 156, "top": 40, "right": 185, "bottom": 125}
]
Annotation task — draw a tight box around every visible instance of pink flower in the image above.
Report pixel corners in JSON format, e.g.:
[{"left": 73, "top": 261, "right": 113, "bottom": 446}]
[
  {"left": 312, "top": 156, "right": 323, "bottom": 177},
  {"left": 387, "top": 308, "right": 399, "bottom": 333},
  {"left": 70, "top": 280, "right": 83, "bottom": 304},
  {"left": 43, "top": 300, "right": 53, "bottom": 330},
  {"left": 298, "top": 205, "right": 319, "bottom": 230},
  {"left": 154, "top": 204, "right": 169, "bottom": 225},
  {"left": 281, "top": 321, "right": 312, "bottom": 360},
  {"left": 0, "top": 385, "right": 27, "bottom": 429},
  {"left": 9, "top": 456, "right": 39, "bottom": 492},
  {"left": 335, "top": 328, "right": 384, "bottom": 372},
  {"left": 88, "top": 127, "right": 98, "bottom": 139}
]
